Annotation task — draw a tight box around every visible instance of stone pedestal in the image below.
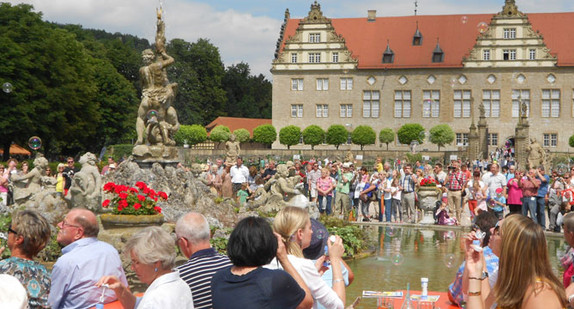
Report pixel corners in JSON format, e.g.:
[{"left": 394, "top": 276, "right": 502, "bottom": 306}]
[
  {"left": 514, "top": 119, "right": 530, "bottom": 170},
  {"left": 418, "top": 187, "right": 440, "bottom": 224}
]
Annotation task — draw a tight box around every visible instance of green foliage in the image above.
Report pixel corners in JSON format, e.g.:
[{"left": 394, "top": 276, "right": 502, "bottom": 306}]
[
  {"left": 233, "top": 128, "right": 251, "bottom": 143},
  {"left": 253, "top": 124, "right": 277, "bottom": 145},
  {"left": 429, "top": 124, "right": 455, "bottom": 150},
  {"left": 319, "top": 216, "right": 367, "bottom": 258},
  {"left": 222, "top": 62, "right": 272, "bottom": 119},
  {"left": 379, "top": 128, "right": 395, "bottom": 150},
  {"left": 397, "top": 123, "right": 425, "bottom": 145},
  {"left": 105, "top": 144, "right": 134, "bottom": 161},
  {"left": 209, "top": 125, "right": 231, "bottom": 143},
  {"left": 351, "top": 125, "right": 376, "bottom": 150},
  {"left": 569, "top": 135, "right": 574, "bottom": 148},
  {"left": 405, "top": 153, "right": 423, "bottom": 163},
  {"left": 211, "top": 237, "right": 229, "bottom": 255},
  {"left": 302, "top": 125, "right": 325, "bottom": 150},
  {"left": 326, "top": 125, "right": 348, "bottom": 150},
  {"left": 279, "top": 125, "right": 301, "bottom": 149},
  {"left": 174, "top": 125, "right": 208, "bottom": 146},
  {"left": 167, "top": 38, "right": 227, "bottom": 125}
]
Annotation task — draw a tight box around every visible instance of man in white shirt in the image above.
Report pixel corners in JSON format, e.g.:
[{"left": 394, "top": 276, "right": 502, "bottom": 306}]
[
  {"left": 230, "top": 157, "right": 249, "bottom": 197},
  {"left": 483, "top": 163, "right": 507, "bottom": 197}
]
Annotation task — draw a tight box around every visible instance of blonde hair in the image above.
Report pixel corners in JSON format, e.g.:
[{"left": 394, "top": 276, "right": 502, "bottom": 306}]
[
  {"left": 273, "top": 206, "right": 310, "bottom": 258},
  {"left": 494, "top": 215, "right": 566, "bottom": 308}
]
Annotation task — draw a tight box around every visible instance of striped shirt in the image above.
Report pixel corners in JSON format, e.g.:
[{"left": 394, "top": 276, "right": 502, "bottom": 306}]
[{"left": 177, "top": 248, "right": 232, "bottom": 309}]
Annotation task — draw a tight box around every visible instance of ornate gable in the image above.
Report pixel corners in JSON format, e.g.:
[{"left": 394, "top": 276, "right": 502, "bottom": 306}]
[
  {"left": 463, "top": 0, "right": 556, "bottom": 68},
  {"left": 272, "top": 1, "right": 357, "bottom": 72}
]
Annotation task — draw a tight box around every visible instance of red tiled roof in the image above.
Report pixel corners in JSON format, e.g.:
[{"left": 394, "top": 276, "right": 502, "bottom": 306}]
[
  {"left": 206, "top": 117, "right": 272, "bottom": 137},
  {"left": 280, "top": 12, "right": 574, "bottom": 68}
]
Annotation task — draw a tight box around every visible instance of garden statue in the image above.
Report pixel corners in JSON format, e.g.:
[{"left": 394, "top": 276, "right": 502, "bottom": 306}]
[
  {"left": 11, "top": 155, "right": 49, "bottom": 204},
  {"left": 225, "top": 134, "right": 240, "bottom": 165},
  {"left": 345, "top": 149, "right": 354, "bottom": 163},
  {"left": 526, "top": 138, "right": 546, "bottom": 169},
  {"left": 68, "top": 152, "right": 102, "bottom": 212},
  {"left": 133, "top": 7, "right": 180, "bottom": 161}
]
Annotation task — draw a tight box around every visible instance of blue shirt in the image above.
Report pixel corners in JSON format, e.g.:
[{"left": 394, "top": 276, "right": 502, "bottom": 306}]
[
  {"left": 316, "top": 261, "right": 350, "bottom": 309},
  {"left": 49, "top": 237, "right": 128, "bottom": 309},
  {"left": 448, "top": 246, "right": 499, "bottom": 306},
  {"left": 537, "top": 174, "right": 550, "bottom": 197},
  {"left": 493, "top": 196, "right": 506, "bottom": 212}
]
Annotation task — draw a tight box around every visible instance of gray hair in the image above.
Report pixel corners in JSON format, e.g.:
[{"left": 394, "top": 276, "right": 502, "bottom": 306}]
[
  {"left": 175, "top": 213, "right": 210, "bottom": 244},
  {"left": 125, "top": 226, "right": 176, "bottom": 270},
  {"left": 564, "top": 212, "right": 574, "bottom": 233},
  {"left": 12, "top": 210, "right": 51, "bottom": 257}
]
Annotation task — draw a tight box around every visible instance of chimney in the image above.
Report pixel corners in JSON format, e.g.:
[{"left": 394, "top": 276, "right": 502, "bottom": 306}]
[{"left": 368, "top": 10, "right": 376, "bottom": 22}]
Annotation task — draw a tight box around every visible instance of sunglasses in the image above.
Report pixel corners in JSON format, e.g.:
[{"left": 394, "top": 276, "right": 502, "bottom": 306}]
[{"left": 7, "top": 225, "right": 18, "bottom": 235}]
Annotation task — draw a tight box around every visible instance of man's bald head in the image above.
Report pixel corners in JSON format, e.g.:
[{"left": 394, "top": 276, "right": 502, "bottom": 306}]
[
  {"left": 175, "top": 212, "right": 210, "bottom": 244},
  {"left": 70, "top": 208, "right": 99, "bottom": 238}
]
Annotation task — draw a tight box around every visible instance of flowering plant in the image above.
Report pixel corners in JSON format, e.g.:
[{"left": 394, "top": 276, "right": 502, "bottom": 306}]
[
  {"left": 419, "top": 177, "right": 437, "bottom": 187},
  {"left": 102, "top": 181, "right": 167, "bottom": 215}
]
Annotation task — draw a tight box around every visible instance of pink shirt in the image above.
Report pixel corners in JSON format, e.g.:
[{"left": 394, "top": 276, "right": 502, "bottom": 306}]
[
  {"left": 506, "top": 178, "right": 522, "bottom": 204},
  {"left": 316, "top": 177, "right": 333, "bottom": 196}
]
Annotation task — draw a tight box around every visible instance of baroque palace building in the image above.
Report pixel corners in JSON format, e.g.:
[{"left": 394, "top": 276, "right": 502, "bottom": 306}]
[{"left": 271, "top": 0, "right": 574, "bottom": 153}]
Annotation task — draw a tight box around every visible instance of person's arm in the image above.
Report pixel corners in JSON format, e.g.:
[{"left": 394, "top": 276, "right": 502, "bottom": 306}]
[
  {"left": 328, "top": 236, "right": 346, "bottom": 305},
  {"left": 274, "top": 233, "right": 313, "bottom": 309},
  {"left": 341, "top": 259, "right": 354, "bottom": 285},
  {"left": 97, "top": 275, "right": 137, "bottom": 309}
]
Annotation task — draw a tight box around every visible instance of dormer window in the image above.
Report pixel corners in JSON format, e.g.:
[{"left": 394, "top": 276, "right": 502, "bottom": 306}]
[
  {"left": 382, "top": 43, "right": 394, "bottom": 63},
  {"left": 413, "top": 24, "right": 423, "bottom": 46},
  {"left": 432, "top": 41, "right": 444, "bottom": 63}
]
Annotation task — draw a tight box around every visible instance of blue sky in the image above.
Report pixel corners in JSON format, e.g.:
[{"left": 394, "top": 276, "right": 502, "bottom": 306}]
[{"left": 8, "top": 0, "right": 574, "bottom": 78}]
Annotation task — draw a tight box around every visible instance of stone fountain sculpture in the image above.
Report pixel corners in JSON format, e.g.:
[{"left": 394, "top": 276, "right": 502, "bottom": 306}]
[
  {"left": 225, "top": 134, "right": 240, "bottom": 165},
  {"left": 132, "top": 8, "right": 180, "bottom": 162},
  {"left": 9, "top": 154, "right": 68, "bottom": 225},
  {"left": 67, "top": 152, "right": 102, "bottom": 212}
]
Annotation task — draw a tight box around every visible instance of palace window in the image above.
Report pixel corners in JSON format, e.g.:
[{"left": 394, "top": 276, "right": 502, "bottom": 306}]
[
  {"left": 512, "top": 89, "right": 530, "bottom": 117},
  {"left": 316, "top": 104, "right": 328, "bottom": 118},
  {"left": 482, "top": 90, "right": 500, "bottom": 117},
  {"left": 309, "top": 33, "right": 321, "bottom": 43},
  {"left": 340, "top": 78, "right": 353, "bottom": 90},
  {"left": 542, "top": 89, "right": 560, "bottom": 118},
  {"left": 483, "top": 49, "right": 490, "bottom": 61},
  {"left": 308, "top": 53, "right": 321, "bottom": 63},
  {"left": 503, "top": 49, "right": 516, "bottom": 60},
  {"left": 291, "top": 79, "right": 304, "bottom": 91},
  {"left": 543, "top": 133, "right": 557, "bottom": 147},
  {"left": 362, "top": 90, "right": 380, "bottom": 118},
  {"left": 394, "top": 90, "right": 411, "bottom": 118},
  {"left": 529, "top": 49, "right": 536, "bottom": 60},
  {"left": 503, "top": 28, "right": 516, "bottom": 39},
  {"left": 291, "top": 105, "right": 303, "bottom": 118},
  {"left": 454, "top": 90, "right": 471, "bottom": 118},
  {"left": 291, "top": 53, "right": 297, "bottom": 63},
  {"left": 422, "top": 90, "right": 440, "bottom": 118},
  {"left": 456, "top": 133, "right": 469, "bottom": 146},
  {"left": 340, "top": 104, "right": 352, "bottom": 118},
  {"left": 316, "top": 78, "right": 329, "bottom": 91},
  {"left": 332, "top": 52, "right": 339, "bottom": 63},
  {"left": 487, "top": 133, "right": 498, "bottom": 146}
]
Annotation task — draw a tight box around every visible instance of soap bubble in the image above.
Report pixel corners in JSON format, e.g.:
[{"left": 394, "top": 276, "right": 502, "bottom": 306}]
[
  {"left": 28, "top": 136, "right": 42, "bottom": 150},
  {"left": 419, "top": 131, "right": 426, "bottom": 140},
  {"left": 2, "top": 82, "right": 13, "bottom": 93},
  {"left": 461, "top": 16, "right": 468, "bottom": 24},
  {"left": 477, "top": 22, "right": 489, "bottom": 34},
  {"left": 444, "top": 253, "right": 456, "bottom": 268},
  {"left": 450, "top": 78, "right": 457, "bottom": 87},
  {"left": 385, "top": 227, "right": 396, "bottom": 237},
  {"left": 146, "top": 109, "right": 159, "bottom": 120},
  {"left": 391, "top": 253, "right": 405, "bottom": 266}
]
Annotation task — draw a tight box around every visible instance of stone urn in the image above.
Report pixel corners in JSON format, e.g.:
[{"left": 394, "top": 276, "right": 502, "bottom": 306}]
[
  {"left": 417, "top": 186, "right": 440, "bottom": 224},
  {"left": 99, "top": 213, "right": 165, "bottom": 230}
]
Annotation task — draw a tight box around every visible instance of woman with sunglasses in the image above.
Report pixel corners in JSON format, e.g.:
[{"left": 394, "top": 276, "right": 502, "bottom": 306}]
[
  {"left": 0, "top": 210, "right": 51, "bottom": 308},
  {"left": 465, "top": 215, "right": 566, "bottom": 308}
]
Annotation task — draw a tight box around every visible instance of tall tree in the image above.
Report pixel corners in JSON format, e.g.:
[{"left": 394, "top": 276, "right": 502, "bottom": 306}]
[
  {"left": 222, "top": 62, "right": 272, "bottom": 119},
  {"left": 0, "top": 3, "right": 101, "bottom": 158},
  {"left": 429, "top": 124, "right": 455, "bottom": 150}
]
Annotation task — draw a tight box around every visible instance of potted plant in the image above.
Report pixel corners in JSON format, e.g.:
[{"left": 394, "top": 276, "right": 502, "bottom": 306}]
[{"left": 100, "top": 181, "right": 167, "bottom": 229}]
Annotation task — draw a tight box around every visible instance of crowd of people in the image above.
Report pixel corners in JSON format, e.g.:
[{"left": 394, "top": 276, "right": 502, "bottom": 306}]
[
  {"left": 200, "top": 155, "right": 574, "bottom": 232},
  {"left": 0, "top": 206, "right": 356, "bottom": 309}
]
